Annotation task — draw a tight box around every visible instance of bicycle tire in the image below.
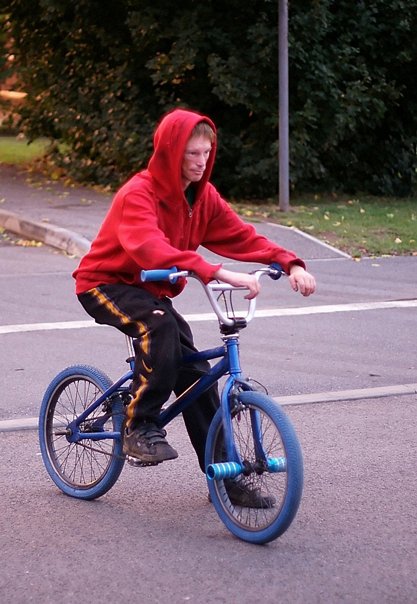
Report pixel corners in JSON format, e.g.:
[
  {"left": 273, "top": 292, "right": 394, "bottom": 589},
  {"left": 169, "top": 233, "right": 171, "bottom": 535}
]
[
  {"left": 205, "top": 391, "right": 303, "bottom": 544},
  {"left": 39, "top": 365, "right": 125, "bottom": 500}
]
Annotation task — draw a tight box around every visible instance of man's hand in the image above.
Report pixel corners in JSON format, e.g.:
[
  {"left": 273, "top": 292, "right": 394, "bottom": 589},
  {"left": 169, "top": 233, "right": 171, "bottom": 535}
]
[
  {"left": 214, "top": 265, "right": 316, "bottom": 299},
  {"left": 213, "top": 268, "right": 260, "bottom": 299},
  {"left": 288, "top": 265, "right": 316, "bottom": 296}
]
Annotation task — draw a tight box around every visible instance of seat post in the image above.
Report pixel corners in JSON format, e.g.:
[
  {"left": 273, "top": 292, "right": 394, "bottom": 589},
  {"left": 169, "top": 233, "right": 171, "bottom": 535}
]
[{"left": 125, "top": 335, "right": 135, "bottom": 358}]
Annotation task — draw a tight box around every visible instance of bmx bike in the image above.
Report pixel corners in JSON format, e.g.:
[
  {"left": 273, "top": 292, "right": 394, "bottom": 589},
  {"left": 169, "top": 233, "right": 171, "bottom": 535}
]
[{"left": 39, "top": 264, "right": 303, "bottom": 544}]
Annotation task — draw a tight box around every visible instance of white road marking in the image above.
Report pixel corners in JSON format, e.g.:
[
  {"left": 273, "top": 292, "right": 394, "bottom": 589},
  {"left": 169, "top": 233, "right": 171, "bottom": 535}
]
[
  {"left": 1, "top": 299, "right": 416, "bottom": 432},
  {"left": 0, "top": 319, "right": 97, "bottom": 334},
  {"left": 0, "top": 299, "right": 416, "bottom": 335}
]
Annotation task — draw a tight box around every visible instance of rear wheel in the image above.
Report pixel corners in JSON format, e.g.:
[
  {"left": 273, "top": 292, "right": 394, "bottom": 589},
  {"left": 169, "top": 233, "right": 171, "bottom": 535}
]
[
  {"left": 205, "top": 391, "right": 303, "bottom": 544},
  {"left": 39, "top": 365, "right": 125, "bottom": 499}
]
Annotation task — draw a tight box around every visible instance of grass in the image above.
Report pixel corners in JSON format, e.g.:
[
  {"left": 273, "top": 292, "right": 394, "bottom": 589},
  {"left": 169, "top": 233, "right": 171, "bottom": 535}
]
[
  {"left": 0, "top": 135, "right": 49, "bottom": 164},
  {"left": 0, "top": 135, "right": 415, "bottom": 257},
  {"left": 233, "top": 195, "right": 417, "bottom": 257}
]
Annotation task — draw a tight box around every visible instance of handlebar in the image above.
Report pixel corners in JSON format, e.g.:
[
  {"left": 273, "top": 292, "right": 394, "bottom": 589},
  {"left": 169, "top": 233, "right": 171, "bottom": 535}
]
[{"left": 141, "top": 264, "right": 284, "bottom": 327}]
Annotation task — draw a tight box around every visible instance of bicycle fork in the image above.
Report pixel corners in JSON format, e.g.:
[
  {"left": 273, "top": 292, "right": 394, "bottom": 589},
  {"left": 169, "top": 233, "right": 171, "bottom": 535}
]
[{"left": 206, "top": 335, "right": 287, "bottom": 482}]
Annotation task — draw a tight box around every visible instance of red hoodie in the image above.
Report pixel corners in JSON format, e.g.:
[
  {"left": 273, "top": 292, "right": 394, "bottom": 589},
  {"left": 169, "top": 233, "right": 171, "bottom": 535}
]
[{"left": 73, "top": 108, "right": 305, "bottom": 298}]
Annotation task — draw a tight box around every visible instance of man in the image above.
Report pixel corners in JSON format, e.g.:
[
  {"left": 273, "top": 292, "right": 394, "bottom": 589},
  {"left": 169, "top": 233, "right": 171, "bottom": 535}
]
[{"left": 73, "top": 108, "right": 316, "bottom": 507}]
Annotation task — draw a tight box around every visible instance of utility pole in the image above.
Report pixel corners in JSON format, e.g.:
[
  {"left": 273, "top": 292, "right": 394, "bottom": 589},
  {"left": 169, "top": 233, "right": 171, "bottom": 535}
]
[{"left": 278, "top": 0, "right": 290, "bottom": 211}]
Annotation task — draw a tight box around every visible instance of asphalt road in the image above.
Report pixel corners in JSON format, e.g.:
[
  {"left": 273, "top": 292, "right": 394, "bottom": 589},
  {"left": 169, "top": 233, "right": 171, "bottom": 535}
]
[
  {"left": 0, "top": 243, "right": 416, "bottom": 420},
  {"left": 1, "top": 395, "right": 416, "bottom": 604},
  {"left": 0, "top": 239, "right": 416, "bottom": 603}
]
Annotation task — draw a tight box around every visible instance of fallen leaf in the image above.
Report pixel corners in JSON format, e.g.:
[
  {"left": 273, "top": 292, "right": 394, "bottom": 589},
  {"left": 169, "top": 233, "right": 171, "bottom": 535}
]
[{"left": 16, "top": 239, "right": 43, "bottom": 247}]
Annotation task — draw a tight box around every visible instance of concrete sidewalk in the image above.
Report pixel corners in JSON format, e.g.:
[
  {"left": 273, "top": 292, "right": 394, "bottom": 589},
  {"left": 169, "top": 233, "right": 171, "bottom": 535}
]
[{"left": 0, "top": 164, "right": 347, "bottom": 260}]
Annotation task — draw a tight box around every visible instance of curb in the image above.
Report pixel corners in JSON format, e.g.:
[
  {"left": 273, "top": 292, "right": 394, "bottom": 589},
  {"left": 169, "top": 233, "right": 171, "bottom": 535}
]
[
  {"left": 0, "top": 208, "right": 346, "bottom": 261},
  {"left": 275, "top": 382, "right": 417, "bottom": 406},
  {"left": 0, "top": 417, "right": 38, "bottom": 432},
  {"left": 0, "top": 209, "right": 91, "bottom": 257},
  {"left": 2, "top": 383, "right": 416, "bottom": 433}
]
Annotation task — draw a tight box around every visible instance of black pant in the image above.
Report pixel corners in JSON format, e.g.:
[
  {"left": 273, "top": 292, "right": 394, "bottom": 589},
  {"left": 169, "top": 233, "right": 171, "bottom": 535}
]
[{"left": 78, "top": 284, "right": 219, "bottom": 471}]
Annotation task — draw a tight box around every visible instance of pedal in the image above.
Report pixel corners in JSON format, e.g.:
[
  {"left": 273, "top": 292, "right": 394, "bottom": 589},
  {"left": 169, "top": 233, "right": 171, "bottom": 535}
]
[{"left": 125, "top": 455, "right": 161, "bottom": 468}]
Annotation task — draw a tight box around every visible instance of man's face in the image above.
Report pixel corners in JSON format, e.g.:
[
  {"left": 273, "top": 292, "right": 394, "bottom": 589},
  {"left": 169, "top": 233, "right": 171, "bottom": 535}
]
[{"left": 181, "top": 134, "right": 212, "bottom": 188}]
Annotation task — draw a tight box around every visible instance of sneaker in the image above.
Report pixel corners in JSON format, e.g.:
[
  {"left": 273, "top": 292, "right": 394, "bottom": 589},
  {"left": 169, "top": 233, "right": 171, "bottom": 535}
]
[
  {"left": 123, "top": 421, "right": 178, "bottom": 464},
  {"left": 208, "top": 477, "right": 276, "bottom": 509}
]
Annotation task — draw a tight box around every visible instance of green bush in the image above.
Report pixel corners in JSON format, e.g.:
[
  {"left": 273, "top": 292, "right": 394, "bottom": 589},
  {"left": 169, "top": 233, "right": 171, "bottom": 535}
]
[{"left": 289, "top": 0, "right": 417, "bottom": 195}]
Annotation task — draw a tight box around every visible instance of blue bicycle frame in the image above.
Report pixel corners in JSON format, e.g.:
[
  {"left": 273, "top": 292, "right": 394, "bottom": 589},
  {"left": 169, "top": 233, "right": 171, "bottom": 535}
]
[
  {"left": 65, "top": 336, "right": 248, "bottom": 465},
  {"left": 65, "top": 265, "right": 285, "bottom": 468}
]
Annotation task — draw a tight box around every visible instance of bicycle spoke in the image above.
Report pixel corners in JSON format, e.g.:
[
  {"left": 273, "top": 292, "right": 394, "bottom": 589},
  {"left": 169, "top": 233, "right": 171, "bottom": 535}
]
[
  {"left": 44, "top": 375, "right": 118, "bottom": 489},
  {"left": 206, "top": 393, "right": 303, "bottom": 543}
]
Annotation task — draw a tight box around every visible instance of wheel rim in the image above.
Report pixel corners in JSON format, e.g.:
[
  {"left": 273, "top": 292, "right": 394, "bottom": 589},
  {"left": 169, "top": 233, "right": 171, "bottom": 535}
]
[
  {"left": 44, "top": 376, "right": 117, "bottom": 489},
  {"left": 210, "top": 403, "right": 288, "bottom": 532}
]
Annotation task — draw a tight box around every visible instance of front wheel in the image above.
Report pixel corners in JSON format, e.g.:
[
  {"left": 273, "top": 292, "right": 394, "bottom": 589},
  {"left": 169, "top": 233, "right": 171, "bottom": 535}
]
[
  {"left": 205, "top": 391, "right": 303, "bottom": 544},
  {"left": 39, "top": 365, "right": 126, "bottom": 500}
]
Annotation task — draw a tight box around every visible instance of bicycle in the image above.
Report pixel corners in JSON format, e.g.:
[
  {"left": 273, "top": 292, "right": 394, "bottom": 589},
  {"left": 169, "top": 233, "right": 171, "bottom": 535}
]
[{"left": 39, "top": 263, "right": 303, "bottom": 544}]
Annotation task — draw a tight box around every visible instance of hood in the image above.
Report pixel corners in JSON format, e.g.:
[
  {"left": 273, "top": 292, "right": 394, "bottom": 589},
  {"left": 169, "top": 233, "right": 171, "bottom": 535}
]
[{"left": 147, "top": 108, "right": 217, "bottom": 204}]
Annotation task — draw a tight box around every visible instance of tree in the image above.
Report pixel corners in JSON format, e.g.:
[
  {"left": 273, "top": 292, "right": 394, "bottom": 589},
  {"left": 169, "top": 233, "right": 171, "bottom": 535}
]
[
  {"left": 6, "top": 0, "right": 280, "bottom": 196},
  {"left": 6, "top": 0, "right": 417, "bottom": 196},
  {"left": 0, "top": 13, "right": 16, "bottom": 130},
  {"left": 289, "top": 0, "right": 417, "bottom": 195}
]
